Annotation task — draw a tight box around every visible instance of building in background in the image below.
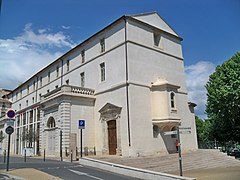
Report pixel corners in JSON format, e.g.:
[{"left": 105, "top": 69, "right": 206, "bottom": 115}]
[
  {"left": 0, "top": 89, "right": 12, "bottom": 153},
  {"left": 6, "top": 12, "right": 198, "bottom": 157}
]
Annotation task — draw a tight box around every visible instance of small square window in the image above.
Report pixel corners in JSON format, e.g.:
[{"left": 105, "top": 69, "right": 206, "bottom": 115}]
[
  {"left": 33, "top": 81, "right": 36, "bottom": 91},
  {"left": 66, "top": 79, "right": 69, "bottom": 85},
  {"left": 100, "top": 38, "right": 105, "bottom": 53},
  {"left": 80, "top": 72, "right": 85, "bottom": 87},
  {"left": 56, "top": 66, "right": 59, "bottom": 78},
  {"left": 100, "top": 63, "right": 105, "bottom": 82},
  {"left": 40, "top": 77, "right": 42, "bottom": 87},
  {"left": 154, "top": 33, "right": 161, "bottom": 47},
  {"left": 67, "top": 60, "right": 70, "bottom": 72},
  {"left": 81, "top": 50, "right": 85, "bottom": 63},
  {"left": 48, "top": 72, "right": 51, "bottom": 82},
  {"left": 170, "top": 92, "right": 175, "bottom": 109}
]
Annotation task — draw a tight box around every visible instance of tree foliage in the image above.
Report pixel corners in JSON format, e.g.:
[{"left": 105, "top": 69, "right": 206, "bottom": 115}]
[
  {"left": 195, "top": 116, "right": 212, "bottom": 148},
  {"left": 206, "top": 52, "right": 240, "bottom": 143}
]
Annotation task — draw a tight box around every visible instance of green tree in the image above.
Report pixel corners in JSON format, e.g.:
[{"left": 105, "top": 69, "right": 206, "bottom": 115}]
[
  {"left": 195, "top": 116, "right": 212, "bottom": 148},
  {"left": 206, "top": 52, "right": 240, "bottom": 144}
]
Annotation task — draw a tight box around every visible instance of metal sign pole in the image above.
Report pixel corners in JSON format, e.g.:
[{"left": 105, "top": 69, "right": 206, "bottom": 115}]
[
  {"left": 177, "top": 126, "right": 183, "bottom": 176},
  {"left": 80, "top": 129, "right": 83, "bottom": 158},
  {"left": 6, "top": 134, "right": 11, "bottom": 171},
  {"left": 78, "top": 120, "right": 85, "bottom": 159}
]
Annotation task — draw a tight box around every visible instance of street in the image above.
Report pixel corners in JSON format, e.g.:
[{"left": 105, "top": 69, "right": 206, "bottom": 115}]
[{"left": 0, "top": 155, "right": 138, "bottom": 180}]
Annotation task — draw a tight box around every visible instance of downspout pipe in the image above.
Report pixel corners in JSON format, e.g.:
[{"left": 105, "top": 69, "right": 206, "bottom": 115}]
[{"left": 124, "top": 17, "right": 131, "bottom": 147}]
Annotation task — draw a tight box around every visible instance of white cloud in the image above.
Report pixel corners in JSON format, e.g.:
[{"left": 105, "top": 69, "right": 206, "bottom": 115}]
[
  {"left": 185, "top": 61, "right": 216, "bottom": 119},
  {"left": 0, "top": 24, "right": 76, "bottom": 90},
  {"left": 62, "top": 25, "right": 71, "bottom": 30}
]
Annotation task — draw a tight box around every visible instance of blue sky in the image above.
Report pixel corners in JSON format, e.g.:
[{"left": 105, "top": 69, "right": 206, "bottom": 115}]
[{"left": 0, "top": 0, "right": 240, "bottom": 118}]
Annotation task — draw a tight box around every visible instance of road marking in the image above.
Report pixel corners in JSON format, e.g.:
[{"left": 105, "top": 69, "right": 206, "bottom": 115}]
[
  {"left": 69, "top": 169, "right": 104, "bottom": 180},
  {"left": 48, "top": 167, "right": 60, "bottom": 169}
]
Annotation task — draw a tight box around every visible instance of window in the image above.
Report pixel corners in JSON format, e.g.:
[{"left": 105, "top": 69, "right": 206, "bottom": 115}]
[
  {"left": 81, "top": 50, "right": 85, "bottom": 63},
  {"left": 27, "top": 85, "right": 29, "bottom": 94},
  {"left": 170, "top": 92, "right": 175, "bottom": 108},
  {"left": 2, "top": 103, "right": 6, "bottom": 109},
  {"left": 80, "top": 72, "right": 85, "bottom": 87},
  {"left": 100, "top": 38, "right": 105, "bottom": 52},
  {"left": 47, "top": 117, "right": 56, "bottom": 128},
  {"left": 66, "top": 79, "right": 69, "bottom": 85},
  {"left": 47, "top": 89, "right": 50, "bottom": 93},
  {"left": 171, "top": 127, "right": 177, "bottom": 138},
  {"left": 33, "top": 81, "right": 35, "bottom": 91},
  {"left": 100, "top": 62, "right": 105, "bottom": 82},
  {"left": 32, "top": 97, "right": 34, "bottom": 104},
  {"left": 48, "top": 71, "right": 51, "bottom": 82},
  {"left": 56, "top": 66, "right": 59, "bottom": 78},
  {"left": 153, "top": 33, "right": 163, "bottom": 48},
  {"left": 19, "top": 104, "right": 21, "bottom": 110},
  {"left": 40, "top": 77, "right": 42, "bottom": 87},
  {"left": 153, "top": 125, "right": 160, "bottom": 138},
  {"left": 26, "top": 100, "right": 28, "bottom": 106},
  {"left": 20, "top": 89, "right": 22, "bottom": 98},
  {"left": 39, "top": 94, "right": 42, "bottom": 101},
  {"left": 67, "top": 60, "right": 70, "bottom": 72},
  {"left": 55, "top": 85, "right": 58, "bottom": 89}
]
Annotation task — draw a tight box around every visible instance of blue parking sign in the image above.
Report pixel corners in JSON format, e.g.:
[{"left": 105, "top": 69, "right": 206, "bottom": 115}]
[{"left": 79, "top": 120, "right": 85, "bottom": 129}]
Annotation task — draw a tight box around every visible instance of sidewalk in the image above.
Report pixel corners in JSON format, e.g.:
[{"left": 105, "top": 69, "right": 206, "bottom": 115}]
[
  {"left": 169, "top": 166, "right": 240, "bottom": 180},
  {"left": 0, "top": 168, "right": 62, "bottom": 180}
]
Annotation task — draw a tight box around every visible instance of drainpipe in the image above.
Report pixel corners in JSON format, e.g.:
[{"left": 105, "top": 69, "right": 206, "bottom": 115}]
[{"left": 124, "top": 17, "right": 131, "bottom": 147}]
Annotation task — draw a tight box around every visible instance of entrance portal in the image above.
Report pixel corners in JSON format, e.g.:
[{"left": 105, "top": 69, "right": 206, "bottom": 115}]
[
  {"left": 107, "top": 120, "right": 117, "bottom": 155},
  {"left": 46, "top": 116, "right": 56, "bottom": 155},
  {"left": 48, "top": 130, "right": 56, "bottom": 155}
]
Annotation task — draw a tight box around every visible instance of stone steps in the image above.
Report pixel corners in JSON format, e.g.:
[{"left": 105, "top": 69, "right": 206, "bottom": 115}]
[{"left": 91, "top": 149, "right": 240, "bottom": 173}]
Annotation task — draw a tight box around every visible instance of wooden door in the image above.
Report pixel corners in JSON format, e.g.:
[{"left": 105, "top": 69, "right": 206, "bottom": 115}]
[{"left": 107, "top": 120, "right": 117, "bottom": 155}]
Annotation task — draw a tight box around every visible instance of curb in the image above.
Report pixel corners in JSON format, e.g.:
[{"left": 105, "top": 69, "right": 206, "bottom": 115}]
[{"left": 79, "top": 158, "right": 196, "bottom": 180}]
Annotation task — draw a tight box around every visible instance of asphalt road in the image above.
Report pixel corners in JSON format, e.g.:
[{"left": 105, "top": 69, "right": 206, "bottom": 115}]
[{"left": 0, "top": 155, "right": 139, "bottom": 180}]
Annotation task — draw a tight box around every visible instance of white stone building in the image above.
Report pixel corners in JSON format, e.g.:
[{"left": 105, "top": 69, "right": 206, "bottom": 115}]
[
  {"left": 7, "top": 12, "right": 198, "bottom": 157},
  {"left": 0, "top": 89, "right": 12, "bottom": 153}
]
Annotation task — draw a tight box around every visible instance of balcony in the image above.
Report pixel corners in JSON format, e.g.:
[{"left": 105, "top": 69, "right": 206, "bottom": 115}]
[
  {"left": 152, "top": 117, "right": 181, "bottom": 132},
  {"left": 43, "top": 85, "right": 95, "bottom": 102}
]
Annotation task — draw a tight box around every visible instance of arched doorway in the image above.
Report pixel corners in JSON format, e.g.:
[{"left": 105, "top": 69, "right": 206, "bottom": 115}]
[
  {"left": 107, "top": 120, "right": 117, "bottom": 155},
  {"left": 47, "top": 117, "right": 56, "bottom": 155}
]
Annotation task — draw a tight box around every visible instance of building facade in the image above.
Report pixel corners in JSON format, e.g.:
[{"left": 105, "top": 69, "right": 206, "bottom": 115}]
[
  {"left": 0, "top": 89, "right": 12, "bottom": 153},
  {"left": 6, "top": 12, "right": 198, "bottom": 157}
]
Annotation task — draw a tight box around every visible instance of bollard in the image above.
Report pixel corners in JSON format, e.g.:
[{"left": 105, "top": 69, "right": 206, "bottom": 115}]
[
  {"left": 24, "top": 149, "right": 26, "bottom": 162},
  {"left": 3, "top": 150, "right": 6, "bottom": 163},
  {"left": 76, "top": 147, "right": 79, "bottom": 161},
  {"left": 70, "top": 150, "right": 73, "bottom": 163},
  {"left": 43, "top": 149, "right": 45, "bottom": 162}
]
